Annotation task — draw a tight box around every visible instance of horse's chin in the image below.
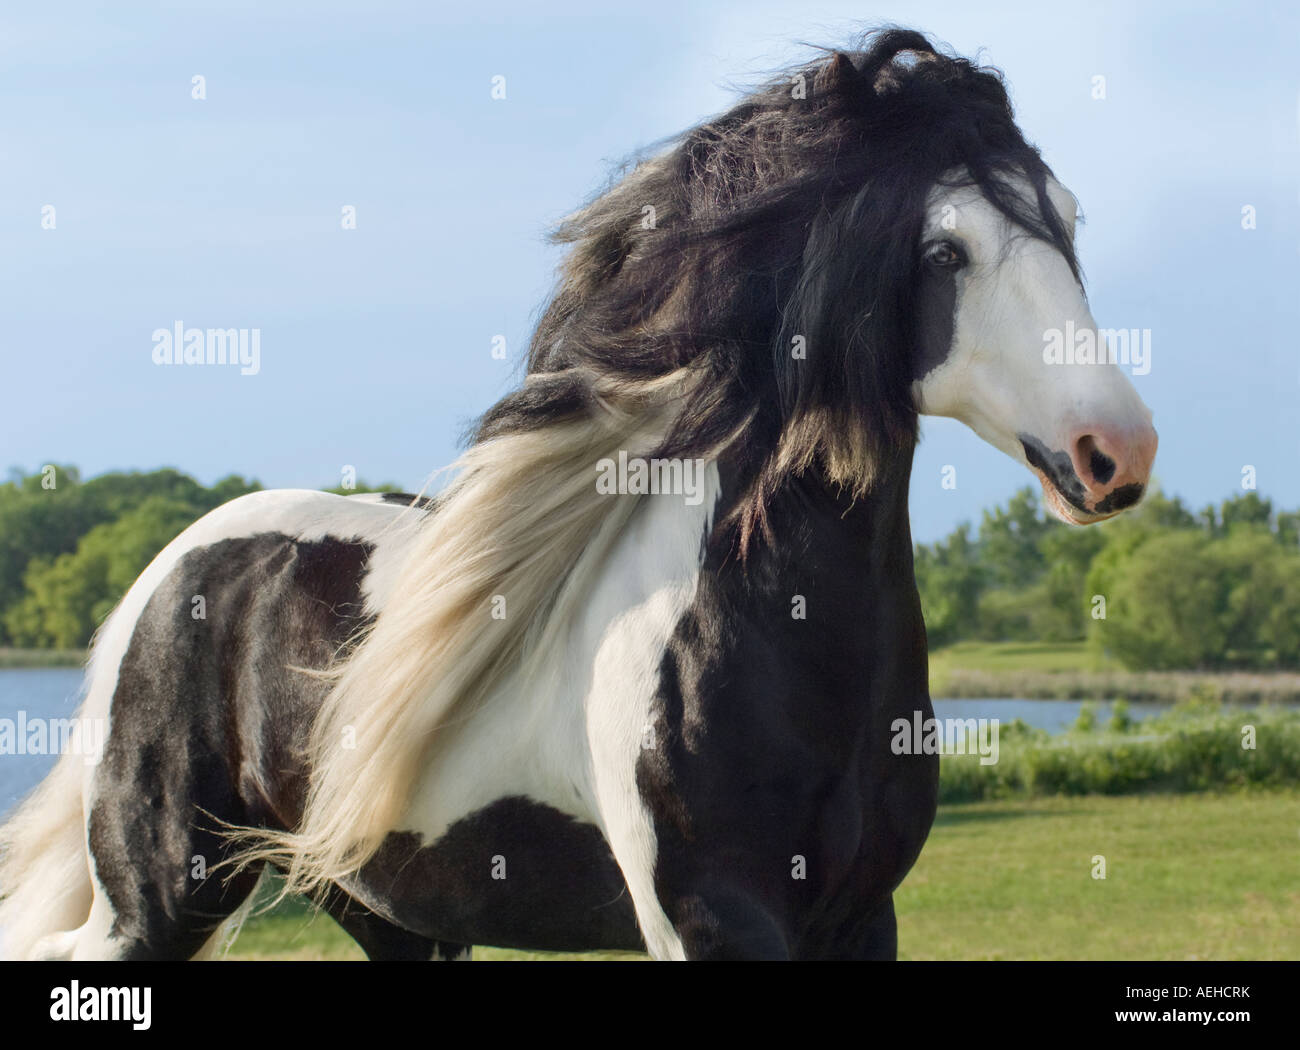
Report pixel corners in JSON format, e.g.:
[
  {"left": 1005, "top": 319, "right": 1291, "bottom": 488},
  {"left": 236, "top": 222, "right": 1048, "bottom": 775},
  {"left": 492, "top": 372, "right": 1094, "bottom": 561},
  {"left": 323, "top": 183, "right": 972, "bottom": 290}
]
[{"left": 1035, "top": 474, "right": 1119, "bottom": 527}]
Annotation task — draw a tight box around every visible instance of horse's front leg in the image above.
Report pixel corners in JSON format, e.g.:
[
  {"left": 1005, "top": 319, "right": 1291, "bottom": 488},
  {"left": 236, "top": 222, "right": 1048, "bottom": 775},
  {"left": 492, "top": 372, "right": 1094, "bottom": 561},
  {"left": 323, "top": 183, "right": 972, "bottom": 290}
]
[
  {"left": 655, "top": 880, "right": 792, "bottom": 960},
  {"left": 845, "top": 894, "right": 897, "bottom": 960},
  {"left": 594, "top": 759, "right": 797, "bottom": 960},
  {"left": 598, "top": 837, "right": 793, "bottom": 960}
]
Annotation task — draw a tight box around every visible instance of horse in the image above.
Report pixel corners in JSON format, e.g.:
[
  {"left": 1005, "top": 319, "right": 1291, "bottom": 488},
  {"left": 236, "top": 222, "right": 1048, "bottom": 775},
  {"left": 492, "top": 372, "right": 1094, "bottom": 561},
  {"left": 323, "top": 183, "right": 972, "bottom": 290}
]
[{"left": 0, "top": 28, "right": 1157, "bottom": 961}]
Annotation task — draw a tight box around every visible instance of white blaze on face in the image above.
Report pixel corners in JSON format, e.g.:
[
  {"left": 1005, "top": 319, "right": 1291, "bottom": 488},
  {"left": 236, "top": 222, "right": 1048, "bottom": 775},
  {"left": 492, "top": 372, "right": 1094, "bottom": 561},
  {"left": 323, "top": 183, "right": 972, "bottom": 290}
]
[{"left": 912, "top": 172, "right": 1157, "bottom": 524}]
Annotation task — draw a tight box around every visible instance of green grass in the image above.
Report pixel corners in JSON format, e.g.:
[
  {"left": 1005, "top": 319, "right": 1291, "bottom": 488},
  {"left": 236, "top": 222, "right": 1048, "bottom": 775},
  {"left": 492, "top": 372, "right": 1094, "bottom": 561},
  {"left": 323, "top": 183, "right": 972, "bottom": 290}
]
[
  {"left": 0, "top": 647, "right": 86, "bottom": 668},
  {"left": 225, "top": 790, "right": 1300, "bottom": 961},
  {"left": 898, "top": 791, "right": 1300, "bottom": 960},
  {"left": 928, "top": 641, "right": 1300, "bottom": 702},
  {"left": 931, "top": 640, "right": 1104, "bottom": 677}
]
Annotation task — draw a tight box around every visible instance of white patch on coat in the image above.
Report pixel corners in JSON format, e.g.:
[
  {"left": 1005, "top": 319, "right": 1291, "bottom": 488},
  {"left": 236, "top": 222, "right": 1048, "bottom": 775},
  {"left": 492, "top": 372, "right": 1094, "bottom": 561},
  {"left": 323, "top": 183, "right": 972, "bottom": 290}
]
[
  {"left": 389, "top": 467, "right": 722, "bottom": 960},
  {"left": 912, "top": 173, "right": 1153, "bottom": 520}
]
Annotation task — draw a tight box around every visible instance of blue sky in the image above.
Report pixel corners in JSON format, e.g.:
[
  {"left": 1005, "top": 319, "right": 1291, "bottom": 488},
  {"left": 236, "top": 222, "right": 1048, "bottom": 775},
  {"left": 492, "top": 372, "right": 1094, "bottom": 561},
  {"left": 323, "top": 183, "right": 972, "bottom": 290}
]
[{"left": 2, "top": 0, "right": 1297, "bottom": 542}]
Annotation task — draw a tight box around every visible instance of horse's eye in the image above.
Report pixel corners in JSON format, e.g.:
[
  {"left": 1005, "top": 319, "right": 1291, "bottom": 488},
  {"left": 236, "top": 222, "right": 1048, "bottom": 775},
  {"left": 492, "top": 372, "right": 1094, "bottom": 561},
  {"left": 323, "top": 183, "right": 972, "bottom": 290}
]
[{"left": 924, "top": 241, "right": 965, "bottom": 269}]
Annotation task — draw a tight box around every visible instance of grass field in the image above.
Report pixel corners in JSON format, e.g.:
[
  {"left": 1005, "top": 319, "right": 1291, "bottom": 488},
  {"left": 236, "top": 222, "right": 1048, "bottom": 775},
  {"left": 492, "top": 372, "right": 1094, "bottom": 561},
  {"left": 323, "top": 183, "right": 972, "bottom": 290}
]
[
  {"left": 226, "top": 789, "right": 1300, "bottom": 961},
  {"left": 0, "top": 647, "right": 86, "bottom": 669},
  {"left": 897, "top": 791, "right": 1299, "bottom": 960},
  {"left": 927, "top": 641, "right": 1300, "bottom": 703},
  {"left": 928, "top": 640, "right": 1104, "bottom": 679}
]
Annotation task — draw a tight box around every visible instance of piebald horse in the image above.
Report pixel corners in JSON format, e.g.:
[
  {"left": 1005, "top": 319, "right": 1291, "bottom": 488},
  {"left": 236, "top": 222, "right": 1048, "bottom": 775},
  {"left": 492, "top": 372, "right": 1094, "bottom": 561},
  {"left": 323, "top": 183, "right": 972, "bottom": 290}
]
[{"left": 0, "top": 30, "right": 1156, "bottom": 961}]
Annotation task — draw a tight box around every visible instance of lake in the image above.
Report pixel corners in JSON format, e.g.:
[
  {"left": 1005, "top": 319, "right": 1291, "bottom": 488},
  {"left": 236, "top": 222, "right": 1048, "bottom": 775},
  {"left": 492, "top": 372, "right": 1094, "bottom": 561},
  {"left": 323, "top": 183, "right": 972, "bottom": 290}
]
[
  {"left": 0, "top": 668, "right": 1245, "bottom": 818},
  {"left": 0, "top": 668, "right": 87, "bottom": 817}
]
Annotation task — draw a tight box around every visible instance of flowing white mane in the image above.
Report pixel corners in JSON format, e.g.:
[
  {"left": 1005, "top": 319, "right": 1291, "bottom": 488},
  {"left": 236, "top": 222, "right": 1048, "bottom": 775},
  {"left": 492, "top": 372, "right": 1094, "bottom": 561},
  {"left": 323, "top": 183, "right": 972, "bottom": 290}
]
[{"left": 234, "top": 368, "right": 707, "bottom": 893}]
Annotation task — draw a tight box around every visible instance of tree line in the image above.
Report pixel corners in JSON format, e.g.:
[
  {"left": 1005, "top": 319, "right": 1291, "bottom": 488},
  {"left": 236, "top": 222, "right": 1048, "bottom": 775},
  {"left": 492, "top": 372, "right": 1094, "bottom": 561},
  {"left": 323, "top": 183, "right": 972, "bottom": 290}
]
[
  {"left": 0, "top": 465, "right": 395, "bottom": 649},
  {"left": 2, "top": 465, "right": 1298, "bottom": 670},
  {"left": 914, "top": 485, "right": 1300, "bottom": 670}
]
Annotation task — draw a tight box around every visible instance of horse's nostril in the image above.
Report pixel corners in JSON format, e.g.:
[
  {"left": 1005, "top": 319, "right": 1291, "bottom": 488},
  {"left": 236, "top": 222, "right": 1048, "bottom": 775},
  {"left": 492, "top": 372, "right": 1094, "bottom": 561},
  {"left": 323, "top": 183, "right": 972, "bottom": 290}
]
[
  {"left": 1077, "top": 435, "right": 1116, "bottom": 486},
  {"left": 1089, "top": 448, "right": 1115, "bottom": 485}
]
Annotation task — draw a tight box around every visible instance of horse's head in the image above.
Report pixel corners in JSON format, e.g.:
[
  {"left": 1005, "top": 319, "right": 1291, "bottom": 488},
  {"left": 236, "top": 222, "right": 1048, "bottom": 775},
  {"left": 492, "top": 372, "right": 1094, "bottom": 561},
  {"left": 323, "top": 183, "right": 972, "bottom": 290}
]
[
  {"left": 912, "top": 173, "right": 1157, "bottom": 523},
  {"left": 506, "top": 29, "right": 1158, "bottom": 543}
]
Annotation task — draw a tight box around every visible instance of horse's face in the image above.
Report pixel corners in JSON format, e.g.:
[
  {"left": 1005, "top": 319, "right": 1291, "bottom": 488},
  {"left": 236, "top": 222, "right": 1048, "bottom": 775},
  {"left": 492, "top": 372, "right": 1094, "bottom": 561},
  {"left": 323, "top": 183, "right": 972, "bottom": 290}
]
[{"left": 911, "top": 174, "right": 1157, "bottom": 524}]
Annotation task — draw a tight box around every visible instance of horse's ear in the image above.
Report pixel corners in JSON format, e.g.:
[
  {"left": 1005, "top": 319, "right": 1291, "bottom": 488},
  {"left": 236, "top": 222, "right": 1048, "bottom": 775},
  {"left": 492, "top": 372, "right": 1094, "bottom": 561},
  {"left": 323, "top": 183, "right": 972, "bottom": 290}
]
[{"left": 814, "top": 51, "right": 859, "bottom": 94}]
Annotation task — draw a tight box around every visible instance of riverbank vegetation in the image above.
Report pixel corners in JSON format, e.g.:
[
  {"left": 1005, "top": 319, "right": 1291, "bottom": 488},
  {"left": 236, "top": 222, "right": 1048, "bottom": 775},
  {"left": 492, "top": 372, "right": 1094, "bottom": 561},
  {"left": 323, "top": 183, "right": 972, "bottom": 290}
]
[{"left": 937, "top": 695, "right": 1300, "bottom": 802}]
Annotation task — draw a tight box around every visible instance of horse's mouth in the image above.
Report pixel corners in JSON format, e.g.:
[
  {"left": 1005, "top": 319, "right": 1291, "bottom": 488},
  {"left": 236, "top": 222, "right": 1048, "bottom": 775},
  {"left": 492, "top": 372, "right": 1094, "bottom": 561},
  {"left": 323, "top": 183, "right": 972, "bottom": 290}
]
[
  {"left": 1018, "top": 433, "right": 1141, "bottom": 526},
  {"left": 1033, "top": 471, "right": 1119, "bottom": 526}
]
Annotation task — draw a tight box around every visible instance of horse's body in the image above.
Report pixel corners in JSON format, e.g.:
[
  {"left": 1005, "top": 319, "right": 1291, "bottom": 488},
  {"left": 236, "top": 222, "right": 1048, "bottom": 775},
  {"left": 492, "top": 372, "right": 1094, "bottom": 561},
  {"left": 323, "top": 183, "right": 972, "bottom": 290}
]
[
  {"left": 60, "top": 488, "right": 648, "bottom": 960},
  {"left": 0, "top": 30, "right": 1156, "bottom": 960},
  {"left": 25, "top": 460, "right": 927, "bottom": 960}
]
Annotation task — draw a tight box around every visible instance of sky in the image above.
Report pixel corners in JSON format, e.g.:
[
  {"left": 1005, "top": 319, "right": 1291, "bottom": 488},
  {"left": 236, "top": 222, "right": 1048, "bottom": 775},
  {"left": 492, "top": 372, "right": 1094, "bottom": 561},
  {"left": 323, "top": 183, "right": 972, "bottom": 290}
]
[{"left": 1, "top": 0, "right": 1297, "bottom": 542}]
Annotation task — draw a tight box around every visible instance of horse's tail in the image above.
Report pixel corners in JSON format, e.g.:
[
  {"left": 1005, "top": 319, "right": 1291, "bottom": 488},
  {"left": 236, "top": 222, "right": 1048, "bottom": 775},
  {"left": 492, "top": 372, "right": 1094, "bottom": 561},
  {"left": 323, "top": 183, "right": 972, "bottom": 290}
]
[{"left": 0, "top": 745, "right": 94, "bottom": 959}]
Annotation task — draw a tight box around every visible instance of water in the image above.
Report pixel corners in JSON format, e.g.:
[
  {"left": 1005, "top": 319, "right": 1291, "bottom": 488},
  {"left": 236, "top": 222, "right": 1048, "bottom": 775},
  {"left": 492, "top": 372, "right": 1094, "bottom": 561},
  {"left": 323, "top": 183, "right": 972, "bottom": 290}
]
[
  {"left": 0, "top": 668, "right": 86, "bottom": 817},
  {"left": 931, "top": 697, "right": 1174, "bottom": 734},
  {"left": 0, "top": 669, "right": 1287, "bottom": 817}
]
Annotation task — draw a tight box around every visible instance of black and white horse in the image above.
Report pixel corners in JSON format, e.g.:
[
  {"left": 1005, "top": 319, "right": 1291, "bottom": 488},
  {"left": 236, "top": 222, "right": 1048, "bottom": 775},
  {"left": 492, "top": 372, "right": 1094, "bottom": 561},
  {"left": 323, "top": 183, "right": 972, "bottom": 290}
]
[{"left": 0, "top": 30, "right": 1156, "bottom": 961}]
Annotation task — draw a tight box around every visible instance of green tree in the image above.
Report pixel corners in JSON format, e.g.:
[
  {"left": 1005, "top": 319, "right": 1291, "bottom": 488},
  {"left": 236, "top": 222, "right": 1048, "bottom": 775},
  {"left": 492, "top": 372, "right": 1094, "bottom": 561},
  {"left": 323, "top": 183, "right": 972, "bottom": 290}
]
[
  {"left": 1129, "top": 486, "right": 1198, "bottom": 531},
  {"left": 1088, "top": 530, "right": 1225, "bottom": 669},
  {"left": 0, "top": 467, "right": 261, "bottom": 646},
  {"left": 1214, "top": 527, "right": 1300, "bottom": 667},
  {"left": 5, "top": 498, "right": 204, "bottom": 648},
  {"left": 1277, "top": 510, "right": 1300, "bottom": 548},
  {"left": 975, "top": 580, "right": 1053, "bottom": 642},
  {"left": 1218, "top": 492, "right": 1273, "bottom": 534},
  {"left": 1039, "top": 525, "right": 1107, "bottom": 641},
  {"left": 977, "top": 487, "right": 1049, "bottom": 588},
  {"left": 0, "top": 465, "right": 416, "bottom": 648},
  {"left": 914, "top": 523, "right": 984, "bottom": 647},
  {"left": 1088, "top": 525, "right": 1300, "bottom": 670}
]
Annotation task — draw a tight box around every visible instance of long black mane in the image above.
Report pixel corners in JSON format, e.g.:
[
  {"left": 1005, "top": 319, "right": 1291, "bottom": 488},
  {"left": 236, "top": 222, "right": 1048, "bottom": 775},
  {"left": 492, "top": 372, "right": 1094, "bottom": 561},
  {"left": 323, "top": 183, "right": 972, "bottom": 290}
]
[{"left": 476, "top": 27, "right": 1080, "bottom": 549}]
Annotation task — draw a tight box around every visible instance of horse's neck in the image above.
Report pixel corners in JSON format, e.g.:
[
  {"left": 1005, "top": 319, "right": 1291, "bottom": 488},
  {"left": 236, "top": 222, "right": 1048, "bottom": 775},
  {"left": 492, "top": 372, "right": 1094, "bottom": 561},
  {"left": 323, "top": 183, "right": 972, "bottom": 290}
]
[
  {"left": 716, "top": 447, "right": 918, "bottom": 590},
  {"left": 398, "top": 453, "right": 926, "bottom": 843},
  {"left": 702, "top": 451, "right": 928, "bottom": 708}
]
